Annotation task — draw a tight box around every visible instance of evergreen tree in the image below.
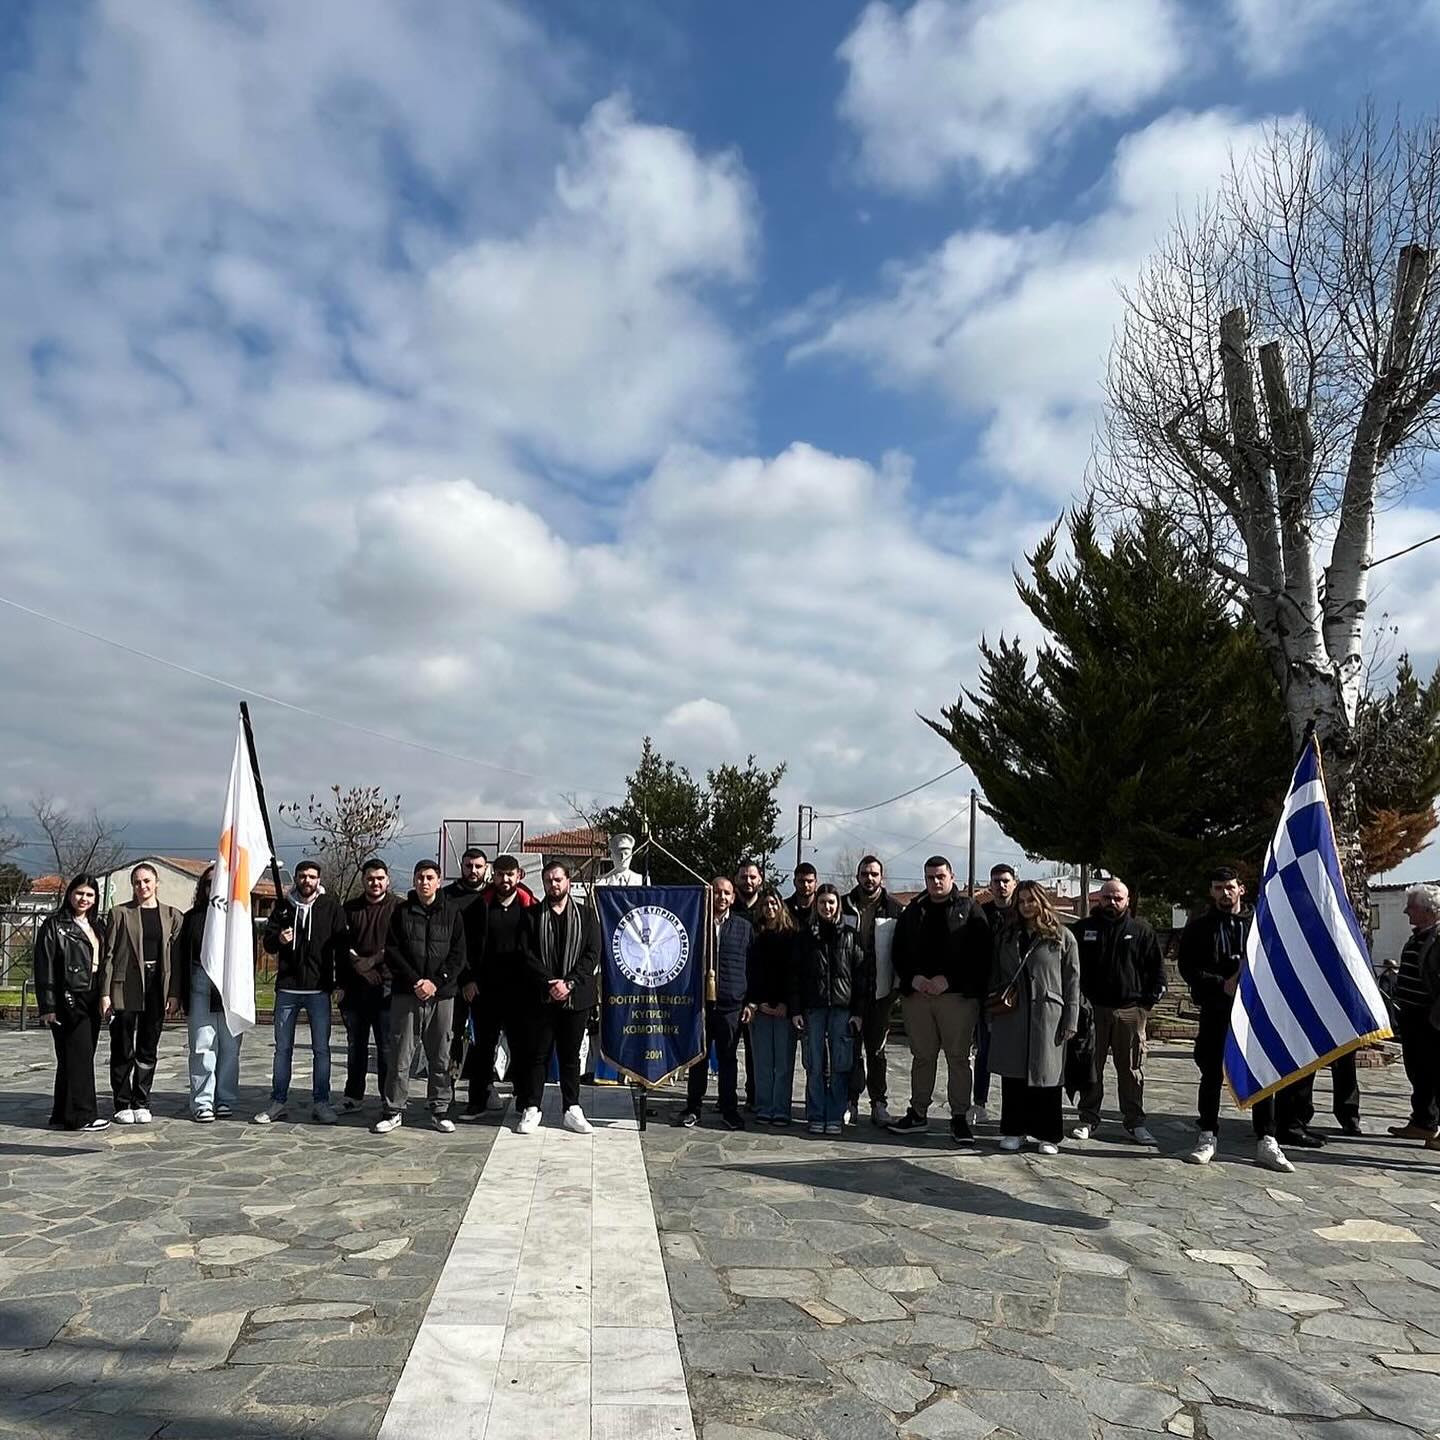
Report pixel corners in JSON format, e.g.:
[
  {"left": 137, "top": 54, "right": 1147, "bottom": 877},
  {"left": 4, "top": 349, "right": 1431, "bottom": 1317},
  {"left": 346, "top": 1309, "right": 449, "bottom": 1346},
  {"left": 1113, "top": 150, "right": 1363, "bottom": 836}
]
[
  {"left": 1355, "top": 656, "right": 1440, "bottom": 874},
  {"left": 924, "top": 507, "right": 1291, "bottom": 905},
  {"left": 593, "top": 739, "right": 785, "bottom": 884}
]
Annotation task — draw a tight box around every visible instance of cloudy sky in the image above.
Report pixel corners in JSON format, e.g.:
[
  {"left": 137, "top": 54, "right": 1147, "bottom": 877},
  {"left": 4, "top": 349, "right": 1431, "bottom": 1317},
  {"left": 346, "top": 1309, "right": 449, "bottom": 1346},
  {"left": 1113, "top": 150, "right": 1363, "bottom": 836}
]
[{"left": 3, "top": 0, "right": 1440, "bottom": 889}]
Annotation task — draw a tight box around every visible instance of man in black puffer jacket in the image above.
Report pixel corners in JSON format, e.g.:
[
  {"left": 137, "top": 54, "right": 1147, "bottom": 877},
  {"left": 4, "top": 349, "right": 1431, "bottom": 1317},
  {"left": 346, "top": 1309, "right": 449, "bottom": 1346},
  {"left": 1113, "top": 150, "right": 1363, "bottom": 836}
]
[
  {"left": 373, "top": 861, "right": 466, "bottom": 1135},
  {"left": 886, "top": 856, "right": 992, "bottom": 1146},
  {"left": 1072, "top": 877, "right": 1164, "bottom": 1146}
]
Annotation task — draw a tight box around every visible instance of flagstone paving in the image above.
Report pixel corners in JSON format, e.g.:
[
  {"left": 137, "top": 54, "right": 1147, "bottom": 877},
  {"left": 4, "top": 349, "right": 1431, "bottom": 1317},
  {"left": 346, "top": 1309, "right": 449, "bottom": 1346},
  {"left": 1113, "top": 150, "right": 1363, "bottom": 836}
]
[
  {"left": 0, "top": 1025, "right": 503, "bottom": 1438},
  {"left": 6, "top": 1023, "right": 1440, "bottom": 1439},
  {"left": 644, "top": 1042, "right": 1440, "bottom": 1440}
]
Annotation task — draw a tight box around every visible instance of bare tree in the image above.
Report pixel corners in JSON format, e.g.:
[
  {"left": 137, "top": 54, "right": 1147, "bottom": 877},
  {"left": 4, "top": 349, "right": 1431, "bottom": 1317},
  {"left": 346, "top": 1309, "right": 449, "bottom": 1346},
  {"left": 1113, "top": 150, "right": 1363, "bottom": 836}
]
[
  {"left": 278, "top": 785, "right": 404, "bottom": 900},
  {"left": 1099, "top": 111, "right": 1440, "bottom": 895},
  {"left": 31, "top": 794, "right": 129, "bottom": 879}
]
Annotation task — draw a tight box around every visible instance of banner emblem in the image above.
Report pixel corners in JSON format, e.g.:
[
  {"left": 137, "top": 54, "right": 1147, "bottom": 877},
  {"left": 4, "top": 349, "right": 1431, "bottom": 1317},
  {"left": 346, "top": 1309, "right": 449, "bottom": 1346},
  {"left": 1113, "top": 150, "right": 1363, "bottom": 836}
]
[{"left": 613, "top": 904, "right": 690, "bottom": 989}]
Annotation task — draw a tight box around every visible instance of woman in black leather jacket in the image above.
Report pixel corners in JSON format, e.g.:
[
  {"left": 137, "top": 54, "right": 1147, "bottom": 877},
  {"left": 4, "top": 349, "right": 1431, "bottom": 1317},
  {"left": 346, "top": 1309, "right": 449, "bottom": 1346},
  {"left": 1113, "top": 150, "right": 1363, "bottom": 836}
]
[
  {"left": 789, "top": 885, "right": 868, "bottom": 1135},
  {"left": 34, "top": 874, "right": 109, "bottom": 1131}
]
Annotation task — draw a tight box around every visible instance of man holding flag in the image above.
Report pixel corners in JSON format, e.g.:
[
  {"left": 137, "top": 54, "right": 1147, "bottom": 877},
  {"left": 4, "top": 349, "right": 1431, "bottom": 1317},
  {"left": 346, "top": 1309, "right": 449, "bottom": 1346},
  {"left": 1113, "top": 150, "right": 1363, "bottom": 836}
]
[{"left": 1224, "top": 736, "right": 1392, "bottom": 1133}]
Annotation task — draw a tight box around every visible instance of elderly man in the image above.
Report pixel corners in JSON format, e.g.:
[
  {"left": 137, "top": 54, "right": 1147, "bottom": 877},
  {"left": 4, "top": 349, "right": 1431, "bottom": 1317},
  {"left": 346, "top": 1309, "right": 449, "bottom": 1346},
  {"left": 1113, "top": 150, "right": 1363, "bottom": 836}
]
[
  {"left": 1388, "top": 883, "right": 1440, "bottom": 1144},
  {"left": 1072, "top": 877, "right": 1165, "bottom": 1146}
]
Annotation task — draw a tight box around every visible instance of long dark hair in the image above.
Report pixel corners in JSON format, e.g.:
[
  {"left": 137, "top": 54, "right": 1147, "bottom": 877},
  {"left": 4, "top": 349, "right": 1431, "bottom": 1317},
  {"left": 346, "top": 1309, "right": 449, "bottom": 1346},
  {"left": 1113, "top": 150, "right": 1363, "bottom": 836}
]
[
  {"left": 60, "top": 873, "right": 101, "bottom": 919},
  {"left": 191, "top": 865, "right": 215, "bottom": 909}
]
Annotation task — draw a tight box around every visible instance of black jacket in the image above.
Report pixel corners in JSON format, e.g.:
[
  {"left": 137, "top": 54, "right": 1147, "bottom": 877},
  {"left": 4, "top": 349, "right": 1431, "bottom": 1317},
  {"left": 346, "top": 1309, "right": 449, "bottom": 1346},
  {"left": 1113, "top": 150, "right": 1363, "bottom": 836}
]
[
  {"left": 1072, "top": 909, "right": 1166, "bottom": 1009},
  {"left": 1177, "top": 905, "right": 1251, "bottom": 1008},
  {"left": 483, "top": 889, "right": 540, "bottom": 1001},
  {"left": 262, "top": 893, "right": 349, "bottom": 992},
  {"left": 892, "top": 888, "right": 992, "bottom": 998},
  {"left": 790, "top": 919, "right": 868, "bottom": 1014},
  {"left": 34, "top": 912, "right": 105, "bottom": 1013},
  {"left": 746, "top": 928, "right": 797, "bottom": 1010},
  {"left": 386, "top": 891, "right": 466, "bottom": 998},
  {"left": 176, "top": 905, "right": 223, "bottom": 1014},
  {"left": 785, "top": 895, "right": 818, "bottom": 931},
  {"left": 442, "top": 880, "right": 489, "bottom": 987},
  {"left": 529, "top": 900, "right": 601, "bottom": 1011}
]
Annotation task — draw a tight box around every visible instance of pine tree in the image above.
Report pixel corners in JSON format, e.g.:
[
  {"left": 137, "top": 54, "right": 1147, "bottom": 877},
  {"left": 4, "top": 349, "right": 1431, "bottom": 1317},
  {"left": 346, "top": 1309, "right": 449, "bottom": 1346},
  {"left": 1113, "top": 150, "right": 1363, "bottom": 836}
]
[{"left": 924, "top": 507, "right": 1292, "bottom": 904}]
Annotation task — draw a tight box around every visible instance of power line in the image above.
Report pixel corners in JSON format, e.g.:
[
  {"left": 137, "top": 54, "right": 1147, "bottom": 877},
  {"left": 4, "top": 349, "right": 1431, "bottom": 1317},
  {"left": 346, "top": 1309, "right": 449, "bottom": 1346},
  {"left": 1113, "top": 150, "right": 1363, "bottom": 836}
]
[
  {"left": 0, "top": 593, "right": 623, "bottom": 799},
  {"left": 812, "top": 763, "right": 965, "bottom": 819},
  {"left": 1369, "top": 532, "right": 1440, "bottom": 569}
]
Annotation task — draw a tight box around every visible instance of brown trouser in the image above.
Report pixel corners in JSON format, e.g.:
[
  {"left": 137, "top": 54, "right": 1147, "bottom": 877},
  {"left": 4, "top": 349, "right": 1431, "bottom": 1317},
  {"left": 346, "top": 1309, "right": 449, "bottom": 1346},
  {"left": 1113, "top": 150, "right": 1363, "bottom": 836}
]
[
  {"left": 1080, "top": 1004, "right": 1147, "bottom": 1130},
  {"left": 902, "top": 992, "right": 978, "bottom": 1117}
]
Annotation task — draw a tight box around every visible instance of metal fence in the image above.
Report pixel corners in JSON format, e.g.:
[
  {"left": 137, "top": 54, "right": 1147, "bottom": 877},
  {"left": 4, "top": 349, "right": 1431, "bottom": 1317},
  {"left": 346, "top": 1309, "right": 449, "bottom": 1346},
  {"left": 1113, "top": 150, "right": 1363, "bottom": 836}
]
[{"left": 0, "top": 909, "right": 40, "bottom": 988}]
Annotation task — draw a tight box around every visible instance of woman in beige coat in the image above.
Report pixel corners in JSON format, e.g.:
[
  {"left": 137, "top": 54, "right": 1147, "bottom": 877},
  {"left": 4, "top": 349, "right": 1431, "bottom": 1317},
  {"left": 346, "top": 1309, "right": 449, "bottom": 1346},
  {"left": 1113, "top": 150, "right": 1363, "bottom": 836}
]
[{"left": 99, "top": 863, "right": 183, "bottom": 1124}]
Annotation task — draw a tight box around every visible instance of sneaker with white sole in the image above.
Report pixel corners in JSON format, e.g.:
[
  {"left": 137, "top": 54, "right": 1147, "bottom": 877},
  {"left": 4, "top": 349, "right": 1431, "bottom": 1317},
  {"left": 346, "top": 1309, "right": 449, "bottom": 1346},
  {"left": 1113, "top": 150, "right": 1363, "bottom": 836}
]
[
  {"left": 193, "top": 1110, "right": 215, "bottom": 1124},
  {"left": 563, "top": 1106, "right": 593, "bottom": 1135},
  {"left": 870, "top": 1101, "right": 892, "bottom": 1127},
  {"left": 252, "top": 1101, "right": 287, "bottom": 1125},
  {"left": 1185, "top": 1131, "right": 1218, "bottom": 1166},
  {"left": 1255, "top": 1135, "right": 1294, "bottom": 1172},
  {"left": 113, "top": 1108, "right": 136, "bottom": 1125},
  {"left": 432, "top": 1115, "right": 456, "bottom": 1133},
  {"left": 215, "top": 1105, "right": 233, "bottom": 1119},
  {"left": 1128, "top": 1125, "right": 1159, "bottom": 1146},
  {"left": 1037, "top": 1141, "right": 1059, "bottom": 1156},
  {"left": 999, "top": 1134, "right": 1023, "bottom": 1152},
  {"left": 80, "top": 1117, "right": 111, "bottom": 1132},
  {"left": 1069, "top": 1123, "right": 1093, "bottom": 1141},
  {"left": 313, "top": 1103, "right": 338, "bottom": 1125},
  {"left": 133, "top": 1107, "right": 153, "bottom": 1125},
  {"left": 516, "top": 1106, "right": 543, "bottom": 1135},
  {"left": 371, "top": 1113, "right": 403, "bottom": 1135},
  {"left": 886, "top": 1109, "right": 929, "bottom": 1134}
]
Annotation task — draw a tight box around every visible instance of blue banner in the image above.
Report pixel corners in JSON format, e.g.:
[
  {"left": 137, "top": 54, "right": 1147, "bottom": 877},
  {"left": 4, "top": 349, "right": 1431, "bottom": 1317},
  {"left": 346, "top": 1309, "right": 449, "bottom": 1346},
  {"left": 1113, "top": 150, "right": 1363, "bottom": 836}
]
[{"left": 595, "top": 885, "right": 707, "bottom": 1088}]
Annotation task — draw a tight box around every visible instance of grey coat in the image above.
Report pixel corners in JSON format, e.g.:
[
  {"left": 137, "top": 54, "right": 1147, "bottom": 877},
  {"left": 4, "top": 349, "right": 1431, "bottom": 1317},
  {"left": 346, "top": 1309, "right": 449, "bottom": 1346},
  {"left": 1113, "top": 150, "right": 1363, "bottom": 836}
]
[{"left": 988, "top": 924, "right": 1081, "bottom": 1089}]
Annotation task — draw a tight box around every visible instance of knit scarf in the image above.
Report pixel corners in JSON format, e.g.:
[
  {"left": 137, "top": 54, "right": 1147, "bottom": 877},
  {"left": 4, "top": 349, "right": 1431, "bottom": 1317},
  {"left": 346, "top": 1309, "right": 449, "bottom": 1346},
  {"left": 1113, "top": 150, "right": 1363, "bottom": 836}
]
[{"left": 537, "top": 901, "right": 584, "bottom": 1004}]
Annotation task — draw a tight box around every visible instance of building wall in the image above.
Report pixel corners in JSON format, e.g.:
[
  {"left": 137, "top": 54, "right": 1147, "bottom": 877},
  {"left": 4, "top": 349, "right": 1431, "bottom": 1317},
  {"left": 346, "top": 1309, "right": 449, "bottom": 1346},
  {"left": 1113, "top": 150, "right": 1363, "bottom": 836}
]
[
  {"left": 97, "top": 861, "right": 202, "bottom": 915},
  {"left": 1370, "top": 885, "right": 1428, "bottom": 968}
]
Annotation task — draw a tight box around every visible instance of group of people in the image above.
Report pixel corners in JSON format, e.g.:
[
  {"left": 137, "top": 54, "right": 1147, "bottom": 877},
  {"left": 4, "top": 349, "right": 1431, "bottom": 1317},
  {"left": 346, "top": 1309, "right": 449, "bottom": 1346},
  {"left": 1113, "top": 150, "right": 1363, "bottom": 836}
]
[
  {"left": 32, "top": 850, "right": 601, "bottom": 1138},
  {"left": 30, "top": 847, "right": 1437, "bottom": 1169}
]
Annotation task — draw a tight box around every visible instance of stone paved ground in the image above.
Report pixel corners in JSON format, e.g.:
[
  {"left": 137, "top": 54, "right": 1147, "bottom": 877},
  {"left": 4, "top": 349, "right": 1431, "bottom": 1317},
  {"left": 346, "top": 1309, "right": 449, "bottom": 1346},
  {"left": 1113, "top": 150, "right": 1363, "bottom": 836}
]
[
  {"left": 645, "top": 1040, "right": 1440, "bottom": 1440},
  {"left": 0, "top": 1025, "right": 502, "bottom": 1439}
]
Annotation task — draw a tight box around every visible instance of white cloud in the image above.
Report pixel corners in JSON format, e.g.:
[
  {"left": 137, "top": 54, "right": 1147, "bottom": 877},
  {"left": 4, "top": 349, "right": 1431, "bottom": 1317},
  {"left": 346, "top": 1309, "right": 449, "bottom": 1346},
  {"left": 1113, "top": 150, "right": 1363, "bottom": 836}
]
[
  {"left": 837, "top": 0, "right": 1189, "bottom": 192},
  {"left": 659, "top": 699, "right": 743, "bottom": 760},
  {"left": 424, "top": 96, "right": 757, "bottom": 473},
  {"left": 793, "top": 108, "right": 1284, "bottom": 494},
  {"left": 1226, "top": 0, "right": 1356, "bottom": 76}
]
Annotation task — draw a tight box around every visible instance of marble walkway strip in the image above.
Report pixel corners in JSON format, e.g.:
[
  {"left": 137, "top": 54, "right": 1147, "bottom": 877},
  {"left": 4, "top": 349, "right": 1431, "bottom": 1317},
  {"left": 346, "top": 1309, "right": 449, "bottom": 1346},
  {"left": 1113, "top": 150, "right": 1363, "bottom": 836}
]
[{"left": 378, "top": 1086, "right": 694, "bottom": 1440}]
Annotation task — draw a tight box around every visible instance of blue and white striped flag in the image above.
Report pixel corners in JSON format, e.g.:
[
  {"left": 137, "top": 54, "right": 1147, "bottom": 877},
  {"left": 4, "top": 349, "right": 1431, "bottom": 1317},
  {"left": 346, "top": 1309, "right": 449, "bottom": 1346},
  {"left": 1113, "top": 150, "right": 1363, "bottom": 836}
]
[{"left": 1226, "top": 737, "right": 1392, "bottom": 1107}]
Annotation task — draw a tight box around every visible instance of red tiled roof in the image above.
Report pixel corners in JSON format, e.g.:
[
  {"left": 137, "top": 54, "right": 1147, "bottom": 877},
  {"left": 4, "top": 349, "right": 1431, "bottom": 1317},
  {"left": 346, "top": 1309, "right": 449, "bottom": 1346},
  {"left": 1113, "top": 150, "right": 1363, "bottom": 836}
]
[
  {"left": 29, "top": 874, "right": 62, "bottom": 895},
  {"left": 526, "top": 827, "right": 609, "bottom": 854}
]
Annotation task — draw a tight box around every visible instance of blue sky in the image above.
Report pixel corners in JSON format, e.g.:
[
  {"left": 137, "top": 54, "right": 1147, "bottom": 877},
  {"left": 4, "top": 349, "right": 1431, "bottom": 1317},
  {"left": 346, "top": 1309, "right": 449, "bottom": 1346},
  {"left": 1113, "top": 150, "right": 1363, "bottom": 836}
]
[{"left": 3, "top": 0, "right": 1440, "bottom": 888}]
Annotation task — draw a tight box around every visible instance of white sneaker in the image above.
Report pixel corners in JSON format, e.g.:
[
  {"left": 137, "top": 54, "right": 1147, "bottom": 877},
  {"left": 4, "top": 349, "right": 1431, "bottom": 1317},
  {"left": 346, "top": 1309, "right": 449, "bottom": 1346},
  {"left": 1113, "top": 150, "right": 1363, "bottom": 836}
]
[
  {"left": 563, "top": 1105, "right": 593, "bottom": 1135},
  {"left": 313, "top": 1103, "right": 338, "bottom": 1125},
  {"left": 1255, "top": 1136, "right": 1294, "bottom": 1173},
  {"left": 516, "top": 1107, "right": 543, "bottom": 1135},
  {"left": 1186, "top": 1131, "right": 1218, "bottom": 1166},
  {"left": 81, "top": 1117, "right": 111, "bottom": 1132},
  {"left": 842, "top": 1107, "right": 857, "bottom": 1127},
  {"left": 133, "top": 1108, "right": 153, "bottom": 1125},
  {"left": 252, "top": 1102, "right": 287, "bottom": 1125},
  {"left": 113, "top": 1108, "right": 136, "bottom": 1125},
  {"left": 969, "top": 1105, "right": 991, "bottom": 1125},
  {"left": 1070, "top": 1123, "right": 1093, "bottom": 1141},
  {"left": 1129, "top": 1124, "right": 1158, "bottom": 1146},
  {"left": 1037, "top": 1142, "right": 1059, "bottom": 1156},
  {"left": 371, "top": 1113, "right": 403, "bottom": 1135},
  {"left": 432, "top": 1116, "right": 456, "bottom": 1134},
  {"left": 999, "top": 1135, "right": 1023, "bottom": 1153},
  {"left": 870, "top": 1101, "right": 892, "bottom": 1127}
]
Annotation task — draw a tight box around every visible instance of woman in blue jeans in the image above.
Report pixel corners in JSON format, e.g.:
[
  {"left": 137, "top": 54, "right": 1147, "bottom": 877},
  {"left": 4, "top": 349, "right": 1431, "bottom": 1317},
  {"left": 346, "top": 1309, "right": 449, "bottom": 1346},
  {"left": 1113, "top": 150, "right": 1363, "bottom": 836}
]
[
  {"left": 790, "top": 886, "right": 868, "bottom": 1134},
  {"left": 741, "top": 893, "right": 799, "bottom": 1123},
  {"left": 176, "top": 866, "right": 243, "bottom": 1121}
]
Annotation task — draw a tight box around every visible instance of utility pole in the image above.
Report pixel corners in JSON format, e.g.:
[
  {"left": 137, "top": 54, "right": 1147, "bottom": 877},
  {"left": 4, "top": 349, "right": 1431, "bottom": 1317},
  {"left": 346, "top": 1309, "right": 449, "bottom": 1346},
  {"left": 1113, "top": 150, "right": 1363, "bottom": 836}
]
[
  {"left": 795, "top": 804, "right": 813, "bottom": 871},
  {"left": 967, "top": 788, "right": 977, "bottom": 896}
]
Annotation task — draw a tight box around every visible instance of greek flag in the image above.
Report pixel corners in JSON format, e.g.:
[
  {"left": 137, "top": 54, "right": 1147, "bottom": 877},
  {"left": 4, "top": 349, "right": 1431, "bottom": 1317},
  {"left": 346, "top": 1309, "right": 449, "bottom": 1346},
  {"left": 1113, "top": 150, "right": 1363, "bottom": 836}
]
[{"left": 1226, "top": 737, "right": 1392, "bottom": 1107}]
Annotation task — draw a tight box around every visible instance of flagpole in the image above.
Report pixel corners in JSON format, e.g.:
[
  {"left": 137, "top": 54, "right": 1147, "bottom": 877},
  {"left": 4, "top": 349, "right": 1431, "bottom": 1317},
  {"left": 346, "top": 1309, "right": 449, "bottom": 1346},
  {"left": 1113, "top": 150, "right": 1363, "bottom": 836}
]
[{"left": 239, "top": 702, "right": 288, "bottom": 916}]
